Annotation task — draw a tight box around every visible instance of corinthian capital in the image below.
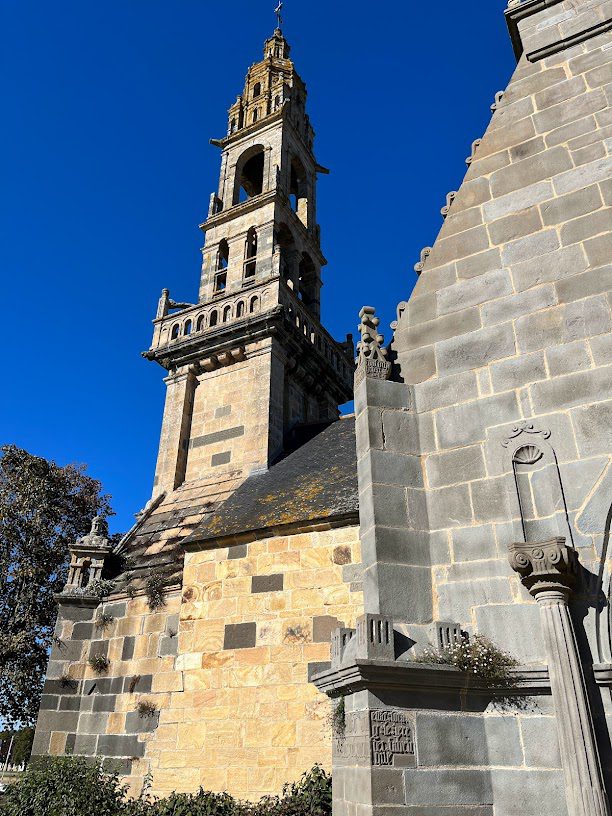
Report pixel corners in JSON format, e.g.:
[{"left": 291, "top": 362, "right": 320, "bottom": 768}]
[{"left": 508, "top": 537, "right": 578, "bottom": 598}]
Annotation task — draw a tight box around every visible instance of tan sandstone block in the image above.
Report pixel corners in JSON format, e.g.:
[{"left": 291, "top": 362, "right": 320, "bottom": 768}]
[
  {"left": 201, "top": 652, "right": 234, "bottom": 669},
  {"left": 270, "top": 721, "right": 296, "bottom": 747},
  {"left": 299, "top": 548, "right": 332, "bottom": 568},
  {"left": 153, "top": 672, "right": 184, "bottom": 693},
  {"left": 49, "top": 732, "right": 67, "bottom": 754},
  {"left": 192, "top": 621, "right": 224, "bottom": 651}
]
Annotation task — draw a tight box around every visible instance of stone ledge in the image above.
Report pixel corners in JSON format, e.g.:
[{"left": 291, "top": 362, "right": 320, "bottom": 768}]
[{"left": 312, "top": 659, "right": 551, "bottom": 699}]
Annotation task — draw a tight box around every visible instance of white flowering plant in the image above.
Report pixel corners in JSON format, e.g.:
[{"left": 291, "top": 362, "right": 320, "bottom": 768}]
[{"left": 415, "top": 634, "right": 518, "bottom": 685}]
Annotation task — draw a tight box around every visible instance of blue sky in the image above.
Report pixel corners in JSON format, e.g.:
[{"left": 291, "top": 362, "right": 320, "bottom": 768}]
[{"left": 1, "top": 1, "right": 516, "bottom": 533}]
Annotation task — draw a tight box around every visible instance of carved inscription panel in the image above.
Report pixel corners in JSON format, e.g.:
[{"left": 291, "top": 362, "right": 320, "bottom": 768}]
[{"left": 334, "top": 709, "right": 416, "bottom": 768}]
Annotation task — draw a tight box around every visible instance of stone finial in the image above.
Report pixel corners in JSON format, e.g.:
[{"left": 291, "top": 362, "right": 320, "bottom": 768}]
[
  {"left": 64, "top": 516, "right": 112, "bottom": 593},
  {"left": 465, "top": 138, "right": 482, "bottom": 166},
  {"left": 508, "top": 538, "right": 577, "bottom": 596},
  {"left": 355, "top": 306, "right": 391, "bottom": 384},
  {"left": 414, "top": 247, "right": 432, "bottom": 275},
  {"left": 156, "top": 288, "right": 170, "bottom": 319},
  {"left": 440, "top": 191, "right": 457, "bottom": 219},
  {"left": 490, "top": 91, "right": 505, "bottom": 112}
]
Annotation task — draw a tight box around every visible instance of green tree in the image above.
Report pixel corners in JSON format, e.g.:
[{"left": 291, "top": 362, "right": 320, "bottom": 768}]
[{"left": 0, "top": 445, "right": 113, "bottom": 727}]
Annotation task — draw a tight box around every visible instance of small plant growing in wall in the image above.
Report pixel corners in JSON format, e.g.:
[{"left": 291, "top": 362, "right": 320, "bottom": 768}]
[
  {"left": 128, "top": 675, "right": 141, "bottom": 694},
  {"left": 415, "top": 634, "right": 518, "bottom": 685},
  {"left": 135, "top": 699, "right": 157, "bottom": 718},
  {"left": 60, "top": 674, "right": 78, "bottom": 691},
  {"left": 145, "top": 573, "right": 167, "bottom": 610},
  {"left": 94, "top": 612, "right": 114, "bottom": 630},
  {"left": 328, "top": 695, "right": 346, "bottom": 738},
  {"left": 88, "top": 654, "right": 110, "bottom": 674}
]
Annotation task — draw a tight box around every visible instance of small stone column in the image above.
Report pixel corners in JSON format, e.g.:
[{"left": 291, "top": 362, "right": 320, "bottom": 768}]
[{"left": 508, "top": 538, "right": 610, "bottom": 816}]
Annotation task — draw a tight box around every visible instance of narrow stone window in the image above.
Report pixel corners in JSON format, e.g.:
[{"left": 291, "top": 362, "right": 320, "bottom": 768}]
[
  {"left": 274, "top": 95, "right": 281, "bottom": 110},
  {"left": 249, "top": 296, "right": 258, "bottom": 314},
  {"left": 289, "top": 156, "right": 308, "bottom": 226},
  {"left": 196, "top": 314, "right": 205, "bottom": 331},
  {"left": 244, "top": 227, "right": 257, "bottom": 279},
  {"left": 223, "top": 305, "right": 232, "bottom": 323},
  {"left": 253, "top": 82, "right": 261, "bottom": 98},
  {"left": 171, "top": 323, "right": 180, "bottom": 340},
  {"left": 230, "top": 118, "right": 236, "bottom": 133},
  {"left": 209, "top": 310, "right": 218, "bottom": 327},
  {"left": 252, "top": 109, "right": 258, "bottom": 123},
  {"left": 214, "top": 239, "right": 229, "bottom": 293},
  {"left": 184, "top": 319, "right": 192, "bottom": 336},
  {"left": 236, "top": 301, "right": 245, "bottom": 318}
]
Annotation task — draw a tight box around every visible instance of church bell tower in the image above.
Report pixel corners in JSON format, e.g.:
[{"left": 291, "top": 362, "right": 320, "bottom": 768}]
[{"left": 145, "top": 27, "right": 353, "bottom": 498}]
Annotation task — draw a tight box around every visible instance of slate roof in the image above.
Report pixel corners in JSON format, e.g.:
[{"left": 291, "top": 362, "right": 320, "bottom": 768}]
[{"left": 183, "top": 416, "right": 359, "bottom": 545}]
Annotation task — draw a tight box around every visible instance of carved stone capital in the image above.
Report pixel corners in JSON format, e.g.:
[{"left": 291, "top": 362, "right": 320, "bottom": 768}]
[{"left": 508, "top": 537, "right": 577, "bottom": 598}]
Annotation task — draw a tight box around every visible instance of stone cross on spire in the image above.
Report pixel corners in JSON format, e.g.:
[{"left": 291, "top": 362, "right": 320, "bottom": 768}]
[{"left": 274, "top": 1, "right": 283, "bottom": 29}]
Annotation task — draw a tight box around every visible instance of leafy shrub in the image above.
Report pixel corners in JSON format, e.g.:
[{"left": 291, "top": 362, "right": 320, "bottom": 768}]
[
  {"left": 0, "top": 758, "right": 332, "bottom": 816},
  {"left": 95, "top": 612, "right": 115, "bottom": 630},
  {"left": 145, "top": 574, "right": 166, "bottom": 611},
  {"left": 136, "top": 700, "right": 157, "bottom": 718},
  {"left": 0, "top": 755, "right": 132, "bottom": 815},
  {"left": 415, "top": 634, "right": 518, "bottom": 685},
  {"left": 328, "top": 696, "right": 345, "bottom": 738},
  {"left": 88, "top": 654, "right": 110, "bottom": 674}
]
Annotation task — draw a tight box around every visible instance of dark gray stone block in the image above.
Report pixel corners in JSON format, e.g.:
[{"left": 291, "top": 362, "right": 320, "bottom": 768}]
[
  {"left": 71, "top": 622, "right": 95, "bottom": 640},
  {"left": 122, "top": 674, "right": 153, "bottom": 694},
  {"left": 490, "top": 769, "right": 567, "bottom": 816},
  {"left": 308, "top": 661, "right": 331, "bottom": 681},
  {"left": 159, "top": 635, "right": 178, "bottom": 656},
  {"left": 88, "top": 640, "right": 108, "bottom": 660},
  {"left": 224, "top": 622, "right": 256, "bottom": 649},
  {"left": 228, "top": 543, "right": 248, "bottom": 559},
  {"left": 531, "top": 365, "right": 612, "bottom": 413},
  {"left": 436, "top": 393, "right": 521, "bottom": 449},
  {"left": 125, "top": 711, "right": 160, "bottom": 733},
  {"left": 211, "top": 451, "right": 231, "bottom": 466},
  {"left": 370, "top": 449, "right": 423, "bottom": 488},
  {"left": 368, "top": 484, "right": 409, "bottom": 529},
  {"left": 471, "top": 476, "right": 515, "bottom": 524},
  {"left": 371, "top": 769, "right": 405, "bottom": 805},
  {"left": 475, "top": 604, "right": 544, "bottom": 664},
  {"left": 93, "top": 694, "right": 117, "bottom": 713},
  {"left": 65, "top": 733, "right": 76, "bottom": 753},
  {"left": 451, "top": 525, "right": 497, "bottom": 562},
  {"left": 414, "top": 370, "right": 478, "bottom": 413},
  {"left": 190, "top": 425, "right": 244, "bottom": 448},
  {"left": 215, "top": 405, "right": 232, "bottom": 418},
  {"left": 58, "top": 695, "right": 82, "bottom": 711},
  {"left": 78, "top": 712, "right": 109, "bottom": 734},
  {"left": 35, "top": 710, "right": 79, "bottom": 733},
  {"left": 73, "top": 734, "right": 98, "bottom": 756},
  {"left": 490, "top": 352, "right": 547, "bottom": 392},
  {"left": 426, "top": 445, "right": 486, "bottom": 488},
  {"left": 416, "top": 714, "right": 521, "bottom": 768},
  {"left": 98, "top": 734, "right": 145, "bottom": 758},
  {"left": 122, "top": 637, "right": 135, "bottom": 661},
  {"left": 102, "top": 758, "right": 133, "bottom": 775},
  {"left": 437, "top": 270, "right": 512, "bottom": 315},
  {"left": 570, "top": 400, "right": 612, "bottom": 457},
  {"left": 365, "top": 563, "right": 432, "bottom": 623},
  {"left": 40, "top": 694, "right": 59, "bottom": 711},
  {"left": 427, "top": 484, "right": 473, "bottom": 530},
  {"left": 436, "top": 325, "right": 516, "bottom": 378},
  {"left": 251, "top": 573, "right": 284, "bottom": 593},
  {"left": 438, "top": 578, "right": 513, "bottom": 623},
  {"left": 520, "top": 717, "right": 562, "bottom": 768},
  {"left": 402, "top": 769, "right": 492, "bottom": 807}
]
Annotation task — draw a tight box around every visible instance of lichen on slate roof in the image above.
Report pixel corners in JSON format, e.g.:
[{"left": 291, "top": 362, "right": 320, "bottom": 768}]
[{"left": 183, "top": 416, "right": 358, "bottom": 545}]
